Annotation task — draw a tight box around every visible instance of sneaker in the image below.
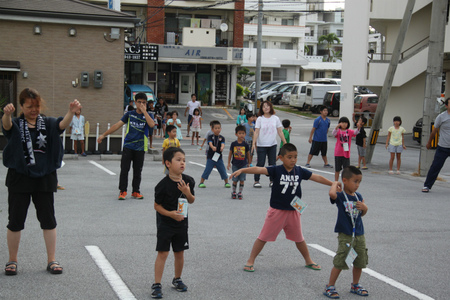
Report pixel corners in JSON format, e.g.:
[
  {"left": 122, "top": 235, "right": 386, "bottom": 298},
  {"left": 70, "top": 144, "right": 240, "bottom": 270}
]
[
  {"left": 237, "top": 192, "right": 243, "bottom": 200},
  {"left": 253, "top": 182, "right": 261, "bottom": 188},
  {"left": 118, "top": 191, "right": 127, "bottom": 200},
  {"left": 388, "top": 170, "right": 394, "bottom": 175},
  {"left": 224, "top": 183, "right": 231, "bottom": 188},
  {"left": 422, "top": 186, "right": 430, "bottom": 193},
  {"left": 172, "top": 278, "right": 188, "bottom": 292},
  {"left": 198, "top": 183, "right": 206, "bottom": 188},
  {"left": 324, "top": 164, "right": 333, "bottom": 168},
  {"left": 396, "top": 170, "right": 401, "bottom": 175},
  {"left": 131, "top": 192, "right": 144, "bottom": 199},
  {"left": 81, "top": 152, "right": 87, "bottom": 157},
  {"left": 305, "top": 164, "right": 311, "bottom": 168},
  {"left": 232, "top": 192, "right": 237, "bottom": 199},
  {"left": 151, "top": 283, "right": 163, "bottom": 298}
]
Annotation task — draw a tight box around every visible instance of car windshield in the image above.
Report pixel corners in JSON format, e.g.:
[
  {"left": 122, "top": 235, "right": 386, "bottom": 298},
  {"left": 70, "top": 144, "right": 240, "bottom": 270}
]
[{"left": 354, "top": 96, "right": 362, "bottom": 104}]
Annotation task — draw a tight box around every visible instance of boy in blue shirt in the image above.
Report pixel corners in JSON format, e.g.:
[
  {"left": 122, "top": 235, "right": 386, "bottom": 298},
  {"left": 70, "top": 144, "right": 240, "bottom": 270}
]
[
  {"left": 227, "top": 125, "right": 251, "bottom": 199},
  {"left": 324, "top": 166, "right": 368, "bottom": 299},
  {"left": 230, "top": 143, "right": 334, "bottom": 272},
  {"left": 306, "top": 106, "right": 333, "bottom": 168},
  {"left": 98, "top": 92, "right": 155, "bottom": 200},
  {"left": 198, "top": 120, "right": 231, "bottom": 188}
]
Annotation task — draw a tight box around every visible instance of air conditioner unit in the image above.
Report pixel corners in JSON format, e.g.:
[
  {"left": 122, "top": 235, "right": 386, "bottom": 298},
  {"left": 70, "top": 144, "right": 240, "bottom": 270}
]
[{"left": 249, "top": 36, "right": 254, "bottom": 41}]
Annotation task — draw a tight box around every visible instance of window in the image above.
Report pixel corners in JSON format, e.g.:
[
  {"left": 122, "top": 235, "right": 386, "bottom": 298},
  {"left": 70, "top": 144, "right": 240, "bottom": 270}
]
[
  {"left": 273, "top": 69, "right": 287, "bottom": 81},
  {"left": 280, "top": 42, "right": 294, "bottom": 50},
  {"left": 243, "top": 41, "right": 249, "bottom": 48},
  {"left": 282, "top": 19, "right": 294, "bottom": 26},
  {"left": 253, "top": 41, "right": 267, "bottom": 48},
  {"left": 305, "top": 45, "right": 314, "bottom": 55},
  {"left": 262, "top": 18, "right": 268, "bottom": 25},
  {"left": 261, "top": 71, "right": 271, "bottom": 81},
  {"left": 337, "top": 30, "right": 343, "bottom": 37},
  {"left": 313, "top": 71, "right": 325, "bottom": 79},
  {"left": 323, "top": 30, "right": 328, "bottom": 35},
  {"left": 291, "top": 86, "right": 299, "bottom": 94}
]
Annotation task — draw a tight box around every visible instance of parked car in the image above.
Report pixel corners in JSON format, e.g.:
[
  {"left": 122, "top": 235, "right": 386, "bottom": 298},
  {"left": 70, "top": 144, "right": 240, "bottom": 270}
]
[
  {"left": 309, "top": 78, "right": 341, "bottom": 85},
  {"left": 279, "top": 85, "right": 294, "bottom": 105},
  {"left": 323, "top": 90, "right": 341, "bottom": 117},
  {"left": 354, "top": 94, "right": 379, "bottom": 114},
  {"left": 264, "top": 82, "right": 300, "bottom": 103},
  {"left": 413, "top": 118, "right": 422, "bottom": 143},
  {"left": 305, "top": 84, "right": 341, "bottom": 112},
  {"left": 124, "top": 84, "right": 155, "bottom": 108},
  {"left": 289, "top": 82, "right": 309, "bottom": 109},
  {"left": 249, "top": 81, "right": 279, "bottom": 100}
]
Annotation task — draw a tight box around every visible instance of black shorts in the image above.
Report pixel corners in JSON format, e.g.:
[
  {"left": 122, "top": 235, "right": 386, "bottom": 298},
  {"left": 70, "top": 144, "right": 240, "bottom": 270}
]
[
  {"left": 335, "top": 156, "right": 350, "bottom": 172},
  {"left": 309, "top": 141, "right": 328, "bottom": 156},
  {"left": 156, "top": 223, "right": 189, "bottom": 252},
  {"left": 7, "top": 191, "right": 57, "bottom": 231}
]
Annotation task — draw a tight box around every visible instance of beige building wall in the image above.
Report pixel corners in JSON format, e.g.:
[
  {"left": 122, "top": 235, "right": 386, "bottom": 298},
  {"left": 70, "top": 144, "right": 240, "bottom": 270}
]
[{"left": 0, "top": 20, "right": 125, "bottom": 136}]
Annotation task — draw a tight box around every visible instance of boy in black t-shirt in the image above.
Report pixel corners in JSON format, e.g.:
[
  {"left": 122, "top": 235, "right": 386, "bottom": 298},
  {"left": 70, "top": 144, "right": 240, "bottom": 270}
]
[
  {"left": 227, "top": 125, "right": 251, "bottom": 199},
  {"left": 355, "top": 116, "right": 368, "bottom": 170},
  {"left": 230, "top": 143, "right": 335, "bottom": 273},
  {"left": 152, "top": 147, "right": 195, "bottom": 299}
]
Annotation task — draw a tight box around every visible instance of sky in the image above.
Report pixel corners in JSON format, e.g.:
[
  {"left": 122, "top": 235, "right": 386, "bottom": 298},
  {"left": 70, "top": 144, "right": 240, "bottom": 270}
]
[{"left": 324, "top": 0, "right": 345, "bottom": 10}]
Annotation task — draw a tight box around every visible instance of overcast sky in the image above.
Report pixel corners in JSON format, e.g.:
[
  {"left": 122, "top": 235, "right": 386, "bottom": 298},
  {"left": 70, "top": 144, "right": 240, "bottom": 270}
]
[{"left": 324, "top": 0, "right": 345, "bottom": 10}]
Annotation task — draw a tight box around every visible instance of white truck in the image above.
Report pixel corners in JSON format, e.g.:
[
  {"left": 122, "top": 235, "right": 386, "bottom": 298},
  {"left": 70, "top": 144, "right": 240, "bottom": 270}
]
[
  {"left": 288, "top": 82, "right": 309, "bottom": 109},
  {"left": 304, "top": 84, "right": 341, "bottom": 112}
]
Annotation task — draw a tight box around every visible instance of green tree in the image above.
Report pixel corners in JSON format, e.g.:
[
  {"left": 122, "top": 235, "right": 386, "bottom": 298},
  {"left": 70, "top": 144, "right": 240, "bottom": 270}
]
[
  {"left": 237, "top": 67, "right": 255, "bottom": 84},
  {"left": 318, "top": 33, "right": 341, "bottom": 62}
]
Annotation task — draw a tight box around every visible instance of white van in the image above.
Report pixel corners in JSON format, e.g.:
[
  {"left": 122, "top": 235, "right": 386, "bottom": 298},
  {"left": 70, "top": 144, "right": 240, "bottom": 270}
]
[
  {"left": 288, "top": 82, "right": 309, "bottom": 109},
  {"left": 304, "top": 84, "right": 341, "bottom": 112}
]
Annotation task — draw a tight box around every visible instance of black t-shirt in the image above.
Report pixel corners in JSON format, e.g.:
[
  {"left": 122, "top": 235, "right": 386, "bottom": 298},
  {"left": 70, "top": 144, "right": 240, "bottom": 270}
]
[
  {"left": 229, "top": 140, "right": 249, "bottom": 168},
  {"left": 207, "top": 135, "right": 225, "bottom": 160},
  {"left": 154, "top": 174, "right": 195, "bottom": 228},
  {"left": 356, "top": 127, "right": 367, "bottom": 147}
]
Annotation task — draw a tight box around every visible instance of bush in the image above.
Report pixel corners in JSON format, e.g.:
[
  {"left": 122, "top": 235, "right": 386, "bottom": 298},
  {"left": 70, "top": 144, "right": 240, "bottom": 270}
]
[{"left": 236, "top": 83, "right": 244, "bottom": 97}]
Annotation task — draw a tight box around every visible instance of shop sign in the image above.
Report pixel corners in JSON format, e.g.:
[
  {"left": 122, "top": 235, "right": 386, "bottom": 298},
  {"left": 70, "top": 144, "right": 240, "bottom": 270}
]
[
  {"left": 160, "top": 45, "right": 227, "bottom": 60},
  {"left": 125, "top": 44, "right": 158, "bottom": 61},
  {"left": 232, "top": 48, "right": 243, "bottom": 60}
]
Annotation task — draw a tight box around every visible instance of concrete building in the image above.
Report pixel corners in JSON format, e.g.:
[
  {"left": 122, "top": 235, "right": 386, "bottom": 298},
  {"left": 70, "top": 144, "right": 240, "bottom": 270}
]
[
  {"left": 83, "top": 0, "right": 245, "bottom": 106},
  {"left": 0, "top": 0, "right": 139, "bottom": 151},
  {"left": 341, "top": 0, "right": 449, "bottom": 134}
]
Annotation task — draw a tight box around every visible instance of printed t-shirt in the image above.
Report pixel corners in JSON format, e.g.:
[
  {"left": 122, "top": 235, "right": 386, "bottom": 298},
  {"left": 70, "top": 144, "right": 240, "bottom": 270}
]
[
  {"left": 162, "top": 138, "right": 180, "bottom": 150},
  {"left": 121, "top": 110, "right": 152, "bottom": 151},
  {"left": 207, "top": 134, "right": 225, "bottom": 160},
  {"left": 330, "top": 192, "right": 364, "bottom": 236},
  {"left": 266, "top": 165, "right": 312, "bottom": 210},
  {"left": 333, "top": 129, "right": 358, "bottom": 158},
  {"left": 388, "top": 126, "right": 406, "bottom": 146},
  {"left": 229, "top": 140, "right": 249, "bottom": 168}
]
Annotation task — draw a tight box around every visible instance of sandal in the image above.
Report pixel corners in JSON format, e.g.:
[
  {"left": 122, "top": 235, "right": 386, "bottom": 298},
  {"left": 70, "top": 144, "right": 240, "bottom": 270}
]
[
  {"left": 305, "top": 263, "right": 321, "bottom": 270},
  {"left": 5, "top": 261, "right": 17, "bottom": 276},
  {"left": 243, "top": 265, "right": 255, "bottom": 272},
  {"left": 350, "top": 283, "right": 368, "bottom": 296},
  {"left": 47, "top": 261, "right": 63, "bottom": 274},
  {"left": 422, "top": 187, "right": 430, "bottom": 193},
  {"left": 323, "top": 285, "right": 340, "bottom": 299}
]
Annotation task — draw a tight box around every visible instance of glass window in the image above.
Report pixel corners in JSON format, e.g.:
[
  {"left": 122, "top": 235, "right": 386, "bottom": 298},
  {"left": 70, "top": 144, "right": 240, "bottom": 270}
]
[
  {"left": 261, "top": 71, "right": 271, "bottom": 81},
  {"left": 273, "top": 69, "right": 287, "bottom": 81},
  {"left": 280, "top": 42, "right": 294, "bottom": 50},
  {"left": 243, "top": 41, "right": 249, "bottom": 48},
  {"left": 253, "top": 41, "right": 267, "bottom": 48},
  {"left": 282, "top": 19, "right": 294, "bottom": 26},
  {"left": 337, "top": 29, "right": 343, "bottom": 37}
]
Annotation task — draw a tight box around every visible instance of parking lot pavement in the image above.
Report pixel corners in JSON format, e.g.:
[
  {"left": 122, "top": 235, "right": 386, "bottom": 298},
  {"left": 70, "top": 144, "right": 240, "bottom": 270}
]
[{"left": 0, "top": 107, "right": 448, "bottom": 299}]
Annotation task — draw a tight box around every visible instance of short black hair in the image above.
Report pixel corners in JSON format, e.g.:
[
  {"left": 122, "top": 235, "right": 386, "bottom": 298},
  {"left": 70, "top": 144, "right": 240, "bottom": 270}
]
[
  {"left": 360, "top": 116, "right": 367, "bottom": 125},
  {"left": 211, "top": 120, "right": 221, "bottom": 128},
  {"left": 282, "top": 119, "right": 291, "bottom": 128},
  {"left": 235, "top": 125, "right": 246, "bottom": 134},
  {"left": 172, "top": 110, "right": 178, "bottom": 116},
  {"left": 393, "top": 116, "right": 402, "bottom": 125},
  {"left": 166, "top": 124, "right": 176, "bottom": 134},
  {"left": 246, "top": 113, "right": 254, "bottom": 120},
  {"left": 279, "top": 143, "right": 297, "bottom": 156},
  {"left": 319, "top": 105, "right": 327, "bottom": 112},
  {"left": 163, "top": 147, "right": 185, "bottom": 164},
  {"left": 135, "top": 92, "right": 147, "bottom": 101},
  {"left": 338, "top": 116, "right": 350, "bottom": 129},
  {"left": 342, "top": 166, "right": 362, "bottom": 179}
]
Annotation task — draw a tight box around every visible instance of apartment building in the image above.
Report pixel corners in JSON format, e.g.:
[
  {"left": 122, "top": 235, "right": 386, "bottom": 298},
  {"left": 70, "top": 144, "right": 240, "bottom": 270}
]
[
  {"left": 83, "top": 0, "right": 245, "bottom": 105},
  {"left": 241, "top": 0, "right": 343, "bottom": 85},
  {"left": 341, "top": 0, "right": 450, "bottom": 134}
]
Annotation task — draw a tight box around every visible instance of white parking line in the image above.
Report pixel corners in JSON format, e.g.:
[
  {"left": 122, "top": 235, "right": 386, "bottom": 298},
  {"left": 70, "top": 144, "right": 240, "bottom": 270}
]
[
  {"left": 309, "top": 244, "right": 434, "bottom": 300},
  {"left": 89, "top": 160, "right": 116, "bottom": 175},
  {"left": 85, "top": 245, "right": 137, "bottom": 300},
  {"left": 189, "top": 161, "right": 231, "bottom": 176}
]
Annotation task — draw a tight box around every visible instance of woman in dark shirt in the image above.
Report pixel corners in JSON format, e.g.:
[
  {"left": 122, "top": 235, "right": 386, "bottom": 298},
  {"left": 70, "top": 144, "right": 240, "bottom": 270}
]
[{"left": 2, "top": 88, "right": 81, "bottom": 275}]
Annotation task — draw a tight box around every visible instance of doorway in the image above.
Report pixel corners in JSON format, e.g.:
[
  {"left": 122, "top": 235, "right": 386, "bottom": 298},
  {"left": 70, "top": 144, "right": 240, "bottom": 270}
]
[{"left": 178, "top": 73, "right": 195, "bottom": 105}]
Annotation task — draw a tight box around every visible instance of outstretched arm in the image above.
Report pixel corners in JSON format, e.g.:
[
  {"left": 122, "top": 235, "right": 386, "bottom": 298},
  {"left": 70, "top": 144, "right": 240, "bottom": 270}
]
[
  {"left": 59, "top": 99, "right": 82, "bottom": 130},
  {"left": 229, "top": 166, "right": 268, "bottom": 180},
  {"left": 97, "top": 120, "right": 125, "bottom": 143},
  {"left": 310, "top": 173, "right": 334, "bottom": 187}
]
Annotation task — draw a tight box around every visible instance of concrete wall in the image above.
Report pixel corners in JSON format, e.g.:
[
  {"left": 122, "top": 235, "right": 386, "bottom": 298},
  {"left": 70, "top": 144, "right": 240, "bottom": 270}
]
[{"left": 0, "top": 20, "right": 125, "bottom": 139}]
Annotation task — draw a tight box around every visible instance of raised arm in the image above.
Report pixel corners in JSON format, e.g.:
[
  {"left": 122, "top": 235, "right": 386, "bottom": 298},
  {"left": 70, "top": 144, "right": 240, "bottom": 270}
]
[
  {"left": 59, "top": 99, "right": 82, "bottom": 130},
  {"left": 1, "top": 103, "right": 15, "bottom": 131}
]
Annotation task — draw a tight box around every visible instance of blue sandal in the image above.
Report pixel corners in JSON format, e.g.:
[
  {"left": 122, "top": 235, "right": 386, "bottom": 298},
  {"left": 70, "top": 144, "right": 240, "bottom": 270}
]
[
  {"left": 350, "top": 283, "right": 369, "bottom": 296},
  {"left": 323, "top": 285, "right": 340, "bottom": 299}
]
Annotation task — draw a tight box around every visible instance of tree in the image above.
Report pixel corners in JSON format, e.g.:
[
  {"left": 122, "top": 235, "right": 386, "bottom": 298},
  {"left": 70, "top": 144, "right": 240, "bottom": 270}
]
[
  {"left": 318, "top": 33, "right": 341, "bottom": 62},
  {"left": 237, "top": 67, "right": 255, "bottom": 84}
]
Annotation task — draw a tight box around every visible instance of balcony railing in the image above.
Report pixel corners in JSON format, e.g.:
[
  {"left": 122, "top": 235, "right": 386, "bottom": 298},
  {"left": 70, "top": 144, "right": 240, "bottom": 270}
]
[{"left": 368, "top": 36, "right": 429, "bottom": 63}]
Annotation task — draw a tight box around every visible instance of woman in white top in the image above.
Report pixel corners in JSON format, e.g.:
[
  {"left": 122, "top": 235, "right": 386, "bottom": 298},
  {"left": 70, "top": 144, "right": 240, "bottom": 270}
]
[{"left": 252, "top": 101, "right": 287, "bottom": 187}]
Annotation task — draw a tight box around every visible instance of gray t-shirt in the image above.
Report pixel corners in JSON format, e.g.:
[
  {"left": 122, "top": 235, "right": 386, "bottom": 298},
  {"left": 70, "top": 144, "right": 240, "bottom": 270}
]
[{"left": 435, "top": 111, "right": 450, "bottom": 148}]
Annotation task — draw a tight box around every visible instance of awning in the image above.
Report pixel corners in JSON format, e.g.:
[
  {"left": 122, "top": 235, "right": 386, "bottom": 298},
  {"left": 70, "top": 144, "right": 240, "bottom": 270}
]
[{"left": 0, "top": 60, "right": 20, "bottom": 72}]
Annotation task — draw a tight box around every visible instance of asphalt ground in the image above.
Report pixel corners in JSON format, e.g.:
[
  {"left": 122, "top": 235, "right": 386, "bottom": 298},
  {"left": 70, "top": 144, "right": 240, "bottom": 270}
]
[{"left": 0, "top": 106, "right": 448, "bottom": 300}]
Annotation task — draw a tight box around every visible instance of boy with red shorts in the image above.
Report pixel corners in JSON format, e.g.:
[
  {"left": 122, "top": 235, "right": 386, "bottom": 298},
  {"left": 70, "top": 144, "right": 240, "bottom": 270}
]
[{"left": 230, "top": 143, "right": 335, "bottom": 272}]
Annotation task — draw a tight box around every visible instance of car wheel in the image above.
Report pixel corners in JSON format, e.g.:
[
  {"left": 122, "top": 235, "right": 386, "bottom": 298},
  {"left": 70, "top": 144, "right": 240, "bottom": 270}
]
[{"left": 332, "top": 109, "right": 339, "bottom": 117}]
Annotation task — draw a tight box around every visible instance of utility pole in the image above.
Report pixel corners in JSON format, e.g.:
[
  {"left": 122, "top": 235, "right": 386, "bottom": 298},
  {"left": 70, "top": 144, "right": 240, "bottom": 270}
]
[
  {"left": 419, "top": 0, "right": 448, "bottom": 175},
  {"left": 255, "top": 0, "right": 263, "bottom": 105},
  {"left": 365, "top": 0, "right": 415, "bottom": 163}
]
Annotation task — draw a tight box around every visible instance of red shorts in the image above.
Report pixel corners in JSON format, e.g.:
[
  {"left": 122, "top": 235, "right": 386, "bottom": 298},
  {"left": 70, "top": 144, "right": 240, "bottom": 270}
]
[{"left": 258, "top": 207, "right": 304, "bottom": 242}]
